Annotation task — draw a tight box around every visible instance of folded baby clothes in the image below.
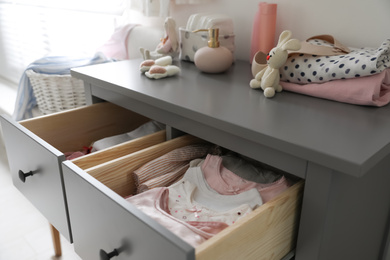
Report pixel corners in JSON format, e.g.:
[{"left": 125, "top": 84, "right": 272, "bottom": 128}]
[
  {"left": 221, "top": 154, "right": 282, "bottom": 184},
  {"left": 280, "top": 38, "right": 390, "bottom": 84},
  {"left": 133, "top": 144, "right": 212, "bottom": 192},
  {"left": 168, "top": 167, "right": 262, "bottom": 225},
  {"left": 137, "top": 164, "right": 188, "bottom": 193},
  {"left": 64, "top": 146, "right": 92, "bottom": 160},
  {"left": 281, "top": 68, "right": 390, "bottom": 107},
  {"left": 91, "top": 120, "right": 165, "bottom": 152},
  {"left": 64, "top": 151, "right": 86, "bottom": 160},
  {"left": 202, "top": 154, "right": 289, "bottom": 203},
  {"left": 189, "top": 158, "right": 204, "bottom": 168},
  {"left": 127, "top": 154, "right": 266, "bottom": 247},
  {"left": 127, "top": 164, "right": 261, "bottom": 247},
  {"left": 126, "top": 187, "right": 228, "bottom": 247}
]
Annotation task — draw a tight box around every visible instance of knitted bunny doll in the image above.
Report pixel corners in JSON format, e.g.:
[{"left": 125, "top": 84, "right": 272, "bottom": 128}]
[
  {"left": 250, "top": 30, "right": 301, "bottom": 98},
  {"left": 140, "top": 17, "right": 178, "bottom": 60}
]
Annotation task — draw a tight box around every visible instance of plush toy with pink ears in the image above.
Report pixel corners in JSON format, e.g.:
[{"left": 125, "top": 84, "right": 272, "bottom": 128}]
[
  {"left": 140, "top": 17, "right": 178, "bottom": 60},
  {"left": 250, "top": 30, "right": 301, "bottom": 98}
]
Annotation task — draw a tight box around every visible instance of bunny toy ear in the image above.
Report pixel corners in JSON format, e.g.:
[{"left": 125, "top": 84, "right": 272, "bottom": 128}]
[
  {"left": 277, "top": 30, "right": 292, "bottom": 47},
  {"left": 282, "top": 39, "right": 301, "bottom": 51},
  {"left": 166, "top": 18, "right": 178, "bottom": 51}
]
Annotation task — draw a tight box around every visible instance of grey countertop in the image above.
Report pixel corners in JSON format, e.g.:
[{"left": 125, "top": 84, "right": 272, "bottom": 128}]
[{"left": 71, "top": 59, "right": 390, "bottom": 177}]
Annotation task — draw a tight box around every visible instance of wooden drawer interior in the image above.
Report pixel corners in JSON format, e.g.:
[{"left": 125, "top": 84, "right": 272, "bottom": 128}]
[
  {"left": 73, "top": 133, "right": 303, "bottom": 259},
  {"left": 71, "top": 130, "right": 167, "bottom": 170},
  {"left": 196, "top": 181, "right": 303, "bottom": 260},
  {"left": 82, "top": 134, "right": 206, "bottom": 197},
  {"left": 19, "top": 102, "right": 152, "bottom": 154}
]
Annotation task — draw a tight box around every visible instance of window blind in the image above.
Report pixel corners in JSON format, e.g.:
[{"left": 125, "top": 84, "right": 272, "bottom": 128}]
[{"left": 0, "top": 0, "right": 125, "bottom": 84}]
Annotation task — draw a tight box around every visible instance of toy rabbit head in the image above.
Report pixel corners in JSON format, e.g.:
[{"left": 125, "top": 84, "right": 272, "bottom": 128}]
[
  {"left": 267, "top": 30, "right": 301, "bottom": 69},
  {"left": 249, "top": 30, "right": 301, "bottom": 98}
]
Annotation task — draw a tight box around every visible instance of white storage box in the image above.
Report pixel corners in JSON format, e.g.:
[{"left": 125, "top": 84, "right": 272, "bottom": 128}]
[{"left": 179, "top": 13, "right": 235, "bottom": 62}]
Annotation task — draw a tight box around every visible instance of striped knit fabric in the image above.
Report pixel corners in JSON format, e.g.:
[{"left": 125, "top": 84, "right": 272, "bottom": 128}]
[
  {"left": 137, "top": 164, "right": 188, "bottom": 193},
  {"left": 133, "top": 144, "right": 211, "bottom": 193}
]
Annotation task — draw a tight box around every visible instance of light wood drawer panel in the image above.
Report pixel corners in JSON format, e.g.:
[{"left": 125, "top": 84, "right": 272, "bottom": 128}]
[
  {"left": 63, "top": 134, "right": 303, "bottom": 260},
  {"left": 19, "top": 102, "right": 152, "bottom": 154},
  {"left": 71, "top": 130, "right": 167, "bottom": 170},
  {"left": 0, "top": 102, "right": 163, "bottom": 242},
  {"left": 196, "top": 181, "right": 303, "bottom": 260}
]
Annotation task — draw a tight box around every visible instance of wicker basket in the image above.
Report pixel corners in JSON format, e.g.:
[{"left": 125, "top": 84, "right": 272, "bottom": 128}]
[{"left": 26, "top": 70, "right": 86, "bottom": 115}]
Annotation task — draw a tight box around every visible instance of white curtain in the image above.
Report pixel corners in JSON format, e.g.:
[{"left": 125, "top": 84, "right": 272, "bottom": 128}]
[{"left": 0, "top": 0, "right": 125, "bottom": 84}]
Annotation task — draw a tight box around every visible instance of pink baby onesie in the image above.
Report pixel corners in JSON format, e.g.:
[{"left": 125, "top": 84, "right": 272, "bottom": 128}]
[
  {"left": 202, "top": 154, "right": 289, "bottom": 203},
  {"left": 168, "top": 167, "right": 262, "bottom": 225},
  {"left": 126, "top": 187, "right": 228, "bottom": 247},
  {"left": 126, "top": 161, "right": 263, "bottom": 247}
]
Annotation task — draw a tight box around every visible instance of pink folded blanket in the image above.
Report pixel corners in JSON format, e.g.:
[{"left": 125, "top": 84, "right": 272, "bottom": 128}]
[{"left": 280, "top": 68, "right": 390, "bottom": 106}]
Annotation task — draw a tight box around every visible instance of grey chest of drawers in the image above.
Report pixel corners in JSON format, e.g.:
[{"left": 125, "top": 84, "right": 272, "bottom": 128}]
[
  {"left": 2, "top": 58, "right": 390, "bottom": 260},
  {"left": 70, "top": 59, "right": 390, "bottom": 260}
]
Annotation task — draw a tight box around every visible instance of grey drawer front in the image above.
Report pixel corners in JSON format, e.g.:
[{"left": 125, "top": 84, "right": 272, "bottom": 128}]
[
  {"left": 0, "top": 115, "right": 72, "bottom": 241},
  {"left": 62, "top": 161, "right": 194, "bottom": 260}
]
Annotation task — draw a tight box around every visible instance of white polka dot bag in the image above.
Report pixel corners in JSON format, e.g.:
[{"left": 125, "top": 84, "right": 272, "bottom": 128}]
[{"left": 280, "top": 35, "right": 390, "bottom": 84}]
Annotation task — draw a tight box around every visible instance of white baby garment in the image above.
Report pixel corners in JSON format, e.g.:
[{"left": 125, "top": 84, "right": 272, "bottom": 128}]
[
  {"left": 168, "top": 167, "right": 262, "bottom": 225},
  {"left": 91, "top": 120, "right": 165, "bottom": 152}
]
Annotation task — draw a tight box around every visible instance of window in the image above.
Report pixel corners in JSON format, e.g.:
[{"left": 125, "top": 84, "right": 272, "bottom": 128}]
[{"left": 0, "top": 0, "right": 126, "bottom": 83}]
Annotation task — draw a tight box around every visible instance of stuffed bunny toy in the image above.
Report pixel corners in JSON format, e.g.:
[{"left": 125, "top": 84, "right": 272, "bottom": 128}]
[
  {"left": 250, "top": 30, "right": 301, "bottom": 98},
  {"left": 140, "top": 17, "right": 179, "bottom": 60}
]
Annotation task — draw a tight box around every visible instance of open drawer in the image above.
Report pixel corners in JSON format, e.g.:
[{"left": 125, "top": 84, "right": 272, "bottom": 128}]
[
  {"left": 62, "top": 134, "right": 304, "bottom": 260},
  {"left": 0, "top": 102, "right": 166, "bottom": 241}
]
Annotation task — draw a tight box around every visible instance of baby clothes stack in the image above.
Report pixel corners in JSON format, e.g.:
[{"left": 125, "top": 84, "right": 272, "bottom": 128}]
[
  {"left": 133, "top": 144, "right": 213, "bottom": 193},
  {"left": 127, "top": 153, "right": 290, "bottom": 246},
  {"left": 203, "top": 154, "right": 289, "bottom": 203},
  {"left": 279, "top": 37, "right": 390, "bottom": 106}
]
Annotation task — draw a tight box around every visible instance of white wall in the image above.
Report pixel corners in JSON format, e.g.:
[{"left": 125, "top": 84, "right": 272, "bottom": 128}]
[{"left": 168, "top": 0, "right": 390, "bottom": 61}]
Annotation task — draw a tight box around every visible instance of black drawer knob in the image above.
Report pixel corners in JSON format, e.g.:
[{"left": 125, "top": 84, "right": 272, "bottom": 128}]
[
  {"left": 18, "top": 170, "right": 34, "bottom": 183},
  {"left": 99, "top": 239, "right": 129, "bottom": 259},
  {"left": 100, "top": 249, "right": 119, "bottom": 260}
]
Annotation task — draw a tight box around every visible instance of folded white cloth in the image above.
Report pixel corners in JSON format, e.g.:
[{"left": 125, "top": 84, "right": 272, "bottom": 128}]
[
  {"left": 91, "top": 120, "right": 165, "bottom": 152},
  {"left": 13, "top": 53, "right": 112, "bottom": 121},
  {"left": 280, "top": 39, "right": 390, "bottom": 84}
]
